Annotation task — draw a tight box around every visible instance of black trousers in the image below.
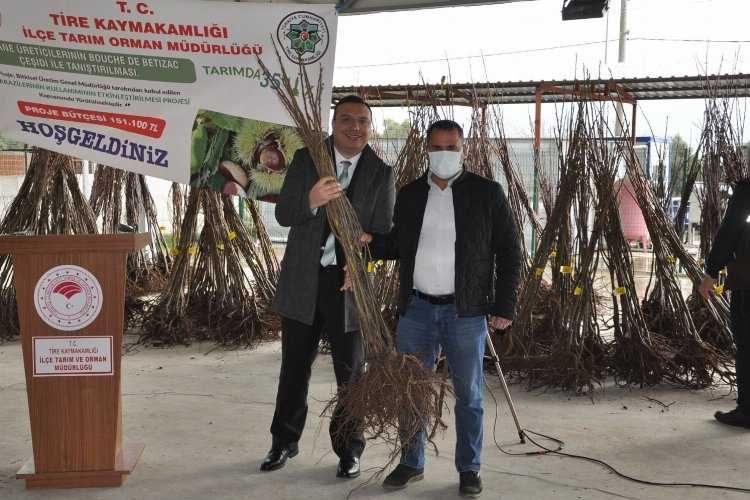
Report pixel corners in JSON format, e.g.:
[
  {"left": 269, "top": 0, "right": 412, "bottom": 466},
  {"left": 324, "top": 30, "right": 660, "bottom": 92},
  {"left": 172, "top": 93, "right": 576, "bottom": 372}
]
[
  {"left": 270, "top": 266, "right": 365, "bottom": 459},
  {"left": 731, "top": 290, "right": 750, "bottom": 412}
]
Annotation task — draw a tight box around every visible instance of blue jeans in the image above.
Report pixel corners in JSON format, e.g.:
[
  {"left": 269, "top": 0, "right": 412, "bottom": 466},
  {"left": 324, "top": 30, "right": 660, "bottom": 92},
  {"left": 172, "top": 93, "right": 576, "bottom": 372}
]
[{"left": 396, "top": 294, "right": 487, "bottom": 473}]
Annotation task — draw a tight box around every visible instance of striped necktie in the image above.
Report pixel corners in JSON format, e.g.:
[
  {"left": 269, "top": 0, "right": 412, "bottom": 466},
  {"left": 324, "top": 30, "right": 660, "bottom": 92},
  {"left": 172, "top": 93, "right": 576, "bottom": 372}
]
[{"left": 320, "top": 160, "right": 352, "bottom": 266}]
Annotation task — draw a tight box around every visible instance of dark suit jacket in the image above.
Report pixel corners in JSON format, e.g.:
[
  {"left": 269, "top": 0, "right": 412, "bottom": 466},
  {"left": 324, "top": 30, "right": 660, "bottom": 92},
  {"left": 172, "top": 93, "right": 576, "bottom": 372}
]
[
  {"left": 370, "top": 170, "right": 522, "bottom": 319},
  {"left": 272, "top": 140, "right": 395, "bottom": 331}
]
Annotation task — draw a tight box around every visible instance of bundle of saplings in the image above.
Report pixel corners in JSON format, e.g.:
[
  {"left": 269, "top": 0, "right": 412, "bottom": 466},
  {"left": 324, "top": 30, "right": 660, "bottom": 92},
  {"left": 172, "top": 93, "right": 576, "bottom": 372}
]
[{"left": 0, "top": 149, "right": 96, "bottom": 340}]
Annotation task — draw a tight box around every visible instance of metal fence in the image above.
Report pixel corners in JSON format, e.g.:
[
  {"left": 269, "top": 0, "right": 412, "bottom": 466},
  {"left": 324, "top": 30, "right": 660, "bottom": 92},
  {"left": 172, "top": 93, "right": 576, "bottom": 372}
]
[
  {"left": 0, "top": 146, "right": 33, "bottom": 216},
  {"left": 256, "top": 138, "right": 563, "bottom": 247},
  {"left": 0, "top": 138, "right": 612, "bottom": 249}
]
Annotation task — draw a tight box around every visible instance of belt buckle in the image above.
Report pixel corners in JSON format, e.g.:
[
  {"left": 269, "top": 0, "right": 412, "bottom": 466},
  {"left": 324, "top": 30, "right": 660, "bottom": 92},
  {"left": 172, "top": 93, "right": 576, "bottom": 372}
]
[
  {"left": 415, "top": 290, "right": 453, "bottom": 305},
  {"left": 434, "top": 294, "right": 452, "bottom": 305}
]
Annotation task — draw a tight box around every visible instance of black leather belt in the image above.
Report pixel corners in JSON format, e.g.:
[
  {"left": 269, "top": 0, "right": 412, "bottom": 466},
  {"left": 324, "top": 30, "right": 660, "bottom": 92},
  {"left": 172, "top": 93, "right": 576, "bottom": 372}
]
[{"left": 413, "top": 290, "right": 455, "bottom": 305}]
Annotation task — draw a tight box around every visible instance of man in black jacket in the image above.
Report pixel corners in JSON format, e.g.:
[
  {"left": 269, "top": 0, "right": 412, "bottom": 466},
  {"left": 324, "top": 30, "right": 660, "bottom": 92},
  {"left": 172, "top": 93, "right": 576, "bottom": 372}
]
[
  {"left": 699, "top": 180, "right": 750, "bottom": 428},
  {"left": 368, "top": 119, "right": 521, "bottom": 496},
  {"left": 261, "top": 95, "right": 395, "bottom": 477}
]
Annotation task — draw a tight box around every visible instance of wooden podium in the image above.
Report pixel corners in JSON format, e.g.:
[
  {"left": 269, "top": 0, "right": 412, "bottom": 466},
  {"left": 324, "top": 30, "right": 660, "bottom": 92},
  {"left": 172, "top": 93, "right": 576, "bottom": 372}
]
[{"left": 0, "top": 233, "right": 149, "bottom": 489}]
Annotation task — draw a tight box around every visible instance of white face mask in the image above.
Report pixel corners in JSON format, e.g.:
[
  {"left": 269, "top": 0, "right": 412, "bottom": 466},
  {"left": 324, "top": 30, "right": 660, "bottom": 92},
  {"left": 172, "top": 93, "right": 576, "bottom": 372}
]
[{"left": 428, "top": 150, "right": 463, "bottom": 179}]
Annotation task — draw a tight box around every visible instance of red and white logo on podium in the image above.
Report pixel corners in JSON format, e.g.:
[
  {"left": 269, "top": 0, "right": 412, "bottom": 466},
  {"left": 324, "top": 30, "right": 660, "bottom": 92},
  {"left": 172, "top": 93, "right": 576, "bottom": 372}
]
[{"left": 34, "top": 265, "right": 103, "bottom": 331}]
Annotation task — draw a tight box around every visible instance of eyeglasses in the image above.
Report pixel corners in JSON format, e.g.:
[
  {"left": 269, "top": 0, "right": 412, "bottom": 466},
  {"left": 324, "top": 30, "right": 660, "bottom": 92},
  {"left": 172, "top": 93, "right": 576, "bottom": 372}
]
[{"left": 335, "top": 115, "right": 371, "bottom": 128}]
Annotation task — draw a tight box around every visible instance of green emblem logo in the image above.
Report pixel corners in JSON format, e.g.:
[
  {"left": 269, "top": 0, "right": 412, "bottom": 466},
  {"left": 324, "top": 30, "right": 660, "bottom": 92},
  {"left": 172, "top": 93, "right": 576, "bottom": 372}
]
[
  {"left": 286, "top": 20, "right": 321, "bottom": 56},
  {"left": 277, "top": 11, "right": 329, "bottom": 65}
]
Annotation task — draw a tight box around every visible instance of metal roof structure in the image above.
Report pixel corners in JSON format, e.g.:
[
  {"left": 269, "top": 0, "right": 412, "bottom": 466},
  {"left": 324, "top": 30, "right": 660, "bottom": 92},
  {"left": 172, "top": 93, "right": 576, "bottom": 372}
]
[
  {"left": 332, "top": 74, "right": 750, "bottom": 107},
  {"left": 225, "top": 0, "right": 535, "bottom": 15},
  {"left": 333, "top": 0, "right": 535, "bottom": 14}
]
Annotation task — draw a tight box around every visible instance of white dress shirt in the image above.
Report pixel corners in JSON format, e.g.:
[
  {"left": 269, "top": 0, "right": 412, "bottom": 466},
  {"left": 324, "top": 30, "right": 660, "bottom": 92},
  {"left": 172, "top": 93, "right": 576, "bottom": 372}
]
[{"left": 413, "top": 173, "right": 459, "bottom": 295}]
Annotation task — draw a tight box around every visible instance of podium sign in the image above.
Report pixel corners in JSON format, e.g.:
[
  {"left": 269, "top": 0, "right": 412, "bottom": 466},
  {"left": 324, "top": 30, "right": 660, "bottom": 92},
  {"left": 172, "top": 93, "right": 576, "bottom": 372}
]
[{"left": 0, "top": 233, "right": 149, "bottom": 489}]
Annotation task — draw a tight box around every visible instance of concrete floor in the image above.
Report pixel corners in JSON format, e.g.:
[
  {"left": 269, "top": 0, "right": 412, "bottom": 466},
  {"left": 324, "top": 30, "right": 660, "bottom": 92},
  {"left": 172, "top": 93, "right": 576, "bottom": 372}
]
[{"left": 1, "top": 337, "right": 749, "bottom": 500}]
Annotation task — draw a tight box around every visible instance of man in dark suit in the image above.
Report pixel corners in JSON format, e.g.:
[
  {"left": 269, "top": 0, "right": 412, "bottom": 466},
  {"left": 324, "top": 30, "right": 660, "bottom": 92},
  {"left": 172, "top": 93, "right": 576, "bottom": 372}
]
[
  {"left": 700, "top": 180, "right": 750, "bottom": 428},
  {"left": 260, "top": 95, "right": 395, "bottom": 478},
  {"left": 367, "top": 119, "right": 521, "bottom": 497}
]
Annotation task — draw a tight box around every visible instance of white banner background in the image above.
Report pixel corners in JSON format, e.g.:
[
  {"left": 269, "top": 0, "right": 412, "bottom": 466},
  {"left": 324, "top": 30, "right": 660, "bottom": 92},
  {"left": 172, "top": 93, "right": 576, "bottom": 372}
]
[{"left": 0, "top": 0, "right": 337, "bottom": 183}]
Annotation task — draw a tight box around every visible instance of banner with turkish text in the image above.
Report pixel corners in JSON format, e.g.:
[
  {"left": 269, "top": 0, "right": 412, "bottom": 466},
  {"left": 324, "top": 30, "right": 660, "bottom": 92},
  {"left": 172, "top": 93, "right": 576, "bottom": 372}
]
[{"left": 0, "top": 0, "right": 337, "bottom": 199}]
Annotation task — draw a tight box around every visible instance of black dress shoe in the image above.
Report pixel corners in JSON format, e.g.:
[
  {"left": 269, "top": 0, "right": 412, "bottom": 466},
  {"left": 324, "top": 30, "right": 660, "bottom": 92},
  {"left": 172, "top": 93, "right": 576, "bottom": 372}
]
[
  {"left": 459, "top": 471, "right": 482, "bottom": 497},
  {"left": 382, "top": 464, "right": 424, "bottom": 489},
  {"left": 336, "top": 456, "right": 360, "bottom": 478},
  {"left": 260, "top": 443, "right": 299, "bottom": 471},
  {"left": 715, "top": 407, "right": 750, "bottom": 429}
]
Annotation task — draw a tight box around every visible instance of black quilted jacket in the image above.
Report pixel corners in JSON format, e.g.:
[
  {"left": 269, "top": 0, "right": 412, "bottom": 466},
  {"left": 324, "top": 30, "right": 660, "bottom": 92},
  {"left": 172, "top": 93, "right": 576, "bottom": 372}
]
[{"left": 370, "top": 170, "right": 522, "bottom": 319}]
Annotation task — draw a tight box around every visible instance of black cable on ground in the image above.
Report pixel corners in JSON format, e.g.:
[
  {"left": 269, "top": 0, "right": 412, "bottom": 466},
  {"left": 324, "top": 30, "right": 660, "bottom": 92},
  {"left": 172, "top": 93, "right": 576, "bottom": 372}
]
[{"left": 484, "top": 374, "right": 750, "bottom": 494}]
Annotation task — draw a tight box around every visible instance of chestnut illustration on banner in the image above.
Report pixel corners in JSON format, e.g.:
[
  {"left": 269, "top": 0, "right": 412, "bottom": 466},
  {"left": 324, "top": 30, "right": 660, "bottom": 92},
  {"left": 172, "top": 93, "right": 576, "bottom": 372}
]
[
  {"left": 258, "top": 137, "right": 285, "bottom": 171},
  {"left": 246, "top": 132, "right": 288, "bottom": 202},
  {"left": 218, "top": 160, "right": 249, "bottom": 196},
  {"left": 189, "top": 110, "right": 303, "bottom": 201},
  {"left": 221, "top": 180, "right": 247, "bottom": 197}
]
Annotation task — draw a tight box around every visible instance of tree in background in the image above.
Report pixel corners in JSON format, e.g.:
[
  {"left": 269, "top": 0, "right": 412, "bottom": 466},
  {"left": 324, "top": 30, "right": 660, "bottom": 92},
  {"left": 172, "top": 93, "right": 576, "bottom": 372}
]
[
  {"left": 669, "top": 134, "right": 693, "bottom": 193},
  {"left": 378, "top": 118, "right": 411, "bottom": 138}
]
